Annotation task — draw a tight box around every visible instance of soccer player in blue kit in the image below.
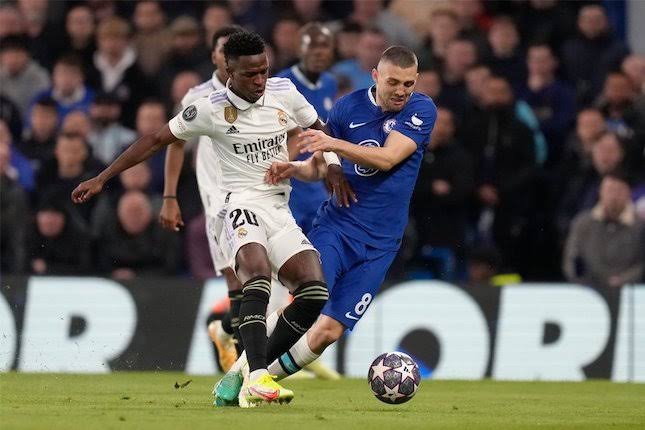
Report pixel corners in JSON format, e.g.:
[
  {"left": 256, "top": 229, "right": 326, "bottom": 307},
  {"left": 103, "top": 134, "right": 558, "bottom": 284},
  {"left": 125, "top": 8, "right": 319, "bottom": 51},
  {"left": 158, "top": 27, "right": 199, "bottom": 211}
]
[
  {"left": 221, "top": 45, "right": 437, "bottom": 390},
  {"left": 276, "top": 22, "right": 338, "bottom": 234}
]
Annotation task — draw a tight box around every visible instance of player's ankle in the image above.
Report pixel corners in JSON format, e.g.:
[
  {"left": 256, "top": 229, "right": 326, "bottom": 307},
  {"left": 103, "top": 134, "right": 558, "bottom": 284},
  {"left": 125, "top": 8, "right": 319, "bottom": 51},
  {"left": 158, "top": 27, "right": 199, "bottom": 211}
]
[{"left": 249, "top": 368, "right": 269, "bottom": 381}]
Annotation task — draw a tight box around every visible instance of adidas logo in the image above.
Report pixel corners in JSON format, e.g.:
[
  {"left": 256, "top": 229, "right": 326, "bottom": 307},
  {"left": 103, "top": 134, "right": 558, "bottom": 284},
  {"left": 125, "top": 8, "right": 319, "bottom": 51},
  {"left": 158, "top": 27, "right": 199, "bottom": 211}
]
[
  {"left": 226, "top": 125, "right": 239, "bottom": 134},
  {"left": 301, "top": 239, "right": 311, "bottom": 246}
]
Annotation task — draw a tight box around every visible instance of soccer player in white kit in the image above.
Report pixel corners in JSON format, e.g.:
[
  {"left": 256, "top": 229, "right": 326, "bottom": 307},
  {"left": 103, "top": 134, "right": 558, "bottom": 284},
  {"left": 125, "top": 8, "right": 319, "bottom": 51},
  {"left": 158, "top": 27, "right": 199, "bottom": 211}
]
[
  {"left": 159, "top": 25, "right": 245, "bottom": 373},
  {"left": 71, "top": 32, "right": 352, "bottom": 406}
]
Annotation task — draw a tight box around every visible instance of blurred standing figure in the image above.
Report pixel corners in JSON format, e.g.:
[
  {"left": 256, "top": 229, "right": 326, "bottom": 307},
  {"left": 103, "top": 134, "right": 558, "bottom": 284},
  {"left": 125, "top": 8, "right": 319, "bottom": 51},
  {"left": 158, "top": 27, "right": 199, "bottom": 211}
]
[
  {"left": 133, "top": 0, "right": 171, "bottom": 77},
  {"left": 331, "top": 28, "right": 387, "bottom": 91},
  {"left": 563, "top": 173, "right": 645, "bottom": 290},
  {"left": 276, "top": 23, "right": 338, "bottom": 234},
  {"left": 61, "top": 5, "right": 96, "bottom": 71}
]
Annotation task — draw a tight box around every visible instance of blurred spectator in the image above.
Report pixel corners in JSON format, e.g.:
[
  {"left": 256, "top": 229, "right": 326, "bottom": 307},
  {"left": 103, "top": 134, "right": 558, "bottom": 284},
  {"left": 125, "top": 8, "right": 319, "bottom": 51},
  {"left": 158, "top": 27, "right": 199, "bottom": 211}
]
[
  {"left": 61, "top": 110, "right": 91, "bottom": 139},
  {"left": 563, "top": 173, "right": 645, "bottom": 289},
  {"left": 518, "top": 43, "right": 576, "bottom": 166},
  {"left": 596, "top": 72, "right": 645, "bottom": 175},
  {"left": 61, "top": 5, "right": 97, "bottom": 71},
  {"left": 202, "top": 3, "right": 232, "bottom": 48},
  {"left": 334, "top": 20, "right": 362, "bottom": 62},
  {"left": 88, "top": 16, "right": 152, "bottom": 128},
  {"left": 557, "top": 131, "right": 626, "bottom": 238},
  {"left": 0, "top": 119, "right": 34, "bottom": 192},
  {"left": 0, "top": 94, "right": 24, "bottom": 142},
  {"left": 87, "top": 93, "right": 137, "bottom": 165},
  {"left": 331, "top": 28, "right": 386, "bottom": 91},
  {"left": 452, "top": 0, "right": 490, "bottom": 52},
  {"left": 292, "top": 0, "right": 331, "bottom": 23},
  {"left": 415, "top": 70, "right": 442, "bottom": 100},
  {"left": 27, "top": 197, "right": 91, "bottom": 275},
  {"left": 0, "top": 35, "right": 50, "bottom": 118},
  {"left": 88, "top": 0, "right": 117, "bottom": 22},
  {"left": 135, "top": 99, "right": 169, "bottom": 192},
  {"left": 419, "top": 8, "right": 461, "bottom": 71},
  {"left": 347, "top": 0, "right": 420, "bottom": 49},
  {"left": 36, "top": 132, "right": 102, "bottom": 222},
  {"left": 133, "top": 0, "right": 172, "bottom": 77},
  {"left": 462, "top": 76, "right": 537, "bottom": 272},
  {"left": 412, "top": 108, "right": 473, "bottom": 259},
  {"left": 484, "top": 16, "right": 525, "bottom": 86},
  {"left": 158, "top": 16, "right": 211, "bottom": 98},
  {"left": 559, "top": 108, "right": 606, "bottom": 180},
  {"left": 97, "top": 190, "right": 180, "bottom": 279},
  {"left": 170, "top": 71, "right": 201, "bottom": 114},
  {"left": 561, "top": 5, "right": 629, "bottom": 105},
  {"left": 0, "top": 138, "right": 28, "bottom": 273},
  {"left": 440, "top": 39, "right": 477, "bottom": 119},
  {"left": 227, "top": 0, "right": 275, "bottom": 39},
  {"left": 18, "top": 97, "right": 58, "bottom": 168},
  {"left": 0, "top": 4, "right": 25, "bottom": 38},
  {"left": 29, "top": 54, "right": 95, "bottom": 123},
  {"left": 271, "top": 16, "right": 302, "bottom": 71},
  {"left": 17, "top": 0, "right": 57, "bottom": 69},
  {"left": 621, "top": 54, "right": 645, "bottom": 97},
  {"left": 185, "top": 212, "right": 217, "bottom": 281},
  {"left": 516, "top": 0, "right": 575, "bottom": 51}
]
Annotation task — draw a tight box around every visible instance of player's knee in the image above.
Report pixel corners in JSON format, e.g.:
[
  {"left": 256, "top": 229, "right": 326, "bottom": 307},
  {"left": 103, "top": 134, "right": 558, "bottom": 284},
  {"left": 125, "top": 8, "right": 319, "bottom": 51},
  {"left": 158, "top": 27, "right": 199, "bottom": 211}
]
[{"left": 310, "top": 317, "right": 344, "bottom": 349}]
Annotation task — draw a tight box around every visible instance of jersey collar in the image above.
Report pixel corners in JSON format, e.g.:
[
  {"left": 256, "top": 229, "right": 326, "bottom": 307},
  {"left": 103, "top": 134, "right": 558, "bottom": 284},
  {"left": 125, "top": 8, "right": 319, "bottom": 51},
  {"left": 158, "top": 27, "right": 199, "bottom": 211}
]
[
  {"left": 291, "top": 65, "right": 322, "bottom": 90},
  {"left": 226, "top": 79, "right": 265, "bottom": 111},
  {"left": 367, "top": 85, "right": 379, "bottom": 107}
]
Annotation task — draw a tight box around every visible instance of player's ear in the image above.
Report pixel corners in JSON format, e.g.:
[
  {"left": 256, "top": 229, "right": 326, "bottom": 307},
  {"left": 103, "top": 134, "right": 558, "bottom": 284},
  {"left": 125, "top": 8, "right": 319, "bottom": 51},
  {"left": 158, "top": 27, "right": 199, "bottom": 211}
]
[{"left": 371, "top": 68, "right": 378, "bottom": 84}]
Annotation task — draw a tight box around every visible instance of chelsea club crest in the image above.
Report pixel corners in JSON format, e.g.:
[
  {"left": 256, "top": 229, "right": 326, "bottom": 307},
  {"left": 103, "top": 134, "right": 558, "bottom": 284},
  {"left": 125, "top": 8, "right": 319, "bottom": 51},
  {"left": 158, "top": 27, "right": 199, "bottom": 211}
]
[{"left": 383, "top": 119, "right": 396, "bottom": 133}]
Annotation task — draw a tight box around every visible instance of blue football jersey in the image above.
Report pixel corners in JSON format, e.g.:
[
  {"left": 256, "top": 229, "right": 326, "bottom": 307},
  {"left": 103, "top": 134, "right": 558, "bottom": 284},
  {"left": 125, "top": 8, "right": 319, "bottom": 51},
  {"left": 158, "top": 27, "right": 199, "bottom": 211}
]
[
  {"left": 315, "top": 87, "right": 437, "bottom": 250},
  {"left": 276, "top": 65, "right": 339, "bottom": 233}
]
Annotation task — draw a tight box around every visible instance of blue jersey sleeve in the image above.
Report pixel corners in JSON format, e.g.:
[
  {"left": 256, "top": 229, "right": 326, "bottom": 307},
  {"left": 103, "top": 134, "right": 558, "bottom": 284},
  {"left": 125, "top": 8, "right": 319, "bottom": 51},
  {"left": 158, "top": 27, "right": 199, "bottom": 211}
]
[{"left": 392, "top": 96, "right": 437, "bottom": 148}]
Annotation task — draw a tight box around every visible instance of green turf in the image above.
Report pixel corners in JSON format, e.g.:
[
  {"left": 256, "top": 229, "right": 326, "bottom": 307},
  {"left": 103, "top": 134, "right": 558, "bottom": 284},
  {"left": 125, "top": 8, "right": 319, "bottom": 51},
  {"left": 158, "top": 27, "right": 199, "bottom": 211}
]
[{"left": 1, "top": 372, "right": 644, "bottom": 430}]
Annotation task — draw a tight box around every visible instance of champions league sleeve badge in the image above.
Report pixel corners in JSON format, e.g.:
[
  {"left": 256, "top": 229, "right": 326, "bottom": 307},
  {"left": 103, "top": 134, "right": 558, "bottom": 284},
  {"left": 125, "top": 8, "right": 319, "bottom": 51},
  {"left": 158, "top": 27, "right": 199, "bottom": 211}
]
[{"left": 182, "top": 105, "right": 197, "bottom": 121}]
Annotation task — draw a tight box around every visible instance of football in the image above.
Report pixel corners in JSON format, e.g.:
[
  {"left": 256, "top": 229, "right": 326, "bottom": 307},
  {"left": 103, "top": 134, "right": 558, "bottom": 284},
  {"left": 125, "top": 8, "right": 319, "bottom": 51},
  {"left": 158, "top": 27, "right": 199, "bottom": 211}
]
[{"left": 368, "top": 351, "right": 421, "bottom": 404}]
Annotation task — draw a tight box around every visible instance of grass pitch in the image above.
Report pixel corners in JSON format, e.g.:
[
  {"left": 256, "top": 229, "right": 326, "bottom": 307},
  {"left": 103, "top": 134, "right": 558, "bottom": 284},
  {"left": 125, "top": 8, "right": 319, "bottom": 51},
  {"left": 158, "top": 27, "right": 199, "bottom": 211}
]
[{"left": 1, "top": 372, "right": 644, "bottom": 430}]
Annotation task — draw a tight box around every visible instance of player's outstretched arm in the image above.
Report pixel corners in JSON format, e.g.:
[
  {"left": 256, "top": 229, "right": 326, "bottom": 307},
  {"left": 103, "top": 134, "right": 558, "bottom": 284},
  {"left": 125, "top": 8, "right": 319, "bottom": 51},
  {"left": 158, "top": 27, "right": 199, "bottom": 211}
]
[
  {"left": 265, "top": 152, "right": 325, "bottom": 184},
  {"left": 159, "top": 141, "right": 186, "bottom": 231},
  {"left": 299, "top": 129, "right": 417, "bottom": 171},
  {"left": 71, "top": 125, "right": 182, "bottom": 204}
]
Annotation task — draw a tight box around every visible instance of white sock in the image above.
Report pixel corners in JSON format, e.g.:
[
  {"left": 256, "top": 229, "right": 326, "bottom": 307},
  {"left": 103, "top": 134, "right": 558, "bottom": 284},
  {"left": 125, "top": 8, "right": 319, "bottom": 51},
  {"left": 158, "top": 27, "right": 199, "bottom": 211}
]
[
  {"left": 249, "top": 368, "right": 268, "bottom": 382},
  {"left": 268, "top": 333, "right": 319, "bottom": 380},
  {"left": 229, "top": 311, "right": 280, "bottom": 373}
]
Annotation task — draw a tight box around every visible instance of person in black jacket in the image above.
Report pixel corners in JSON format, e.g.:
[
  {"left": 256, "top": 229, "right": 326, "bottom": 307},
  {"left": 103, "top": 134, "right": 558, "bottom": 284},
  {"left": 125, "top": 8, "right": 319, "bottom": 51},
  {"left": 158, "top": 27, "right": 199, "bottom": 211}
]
[
  {"left": 462, "top": 76, "right": 537, "bottom": 274},
  {"left": 412, "top": 107, "right": 473, "bottom": 264}
]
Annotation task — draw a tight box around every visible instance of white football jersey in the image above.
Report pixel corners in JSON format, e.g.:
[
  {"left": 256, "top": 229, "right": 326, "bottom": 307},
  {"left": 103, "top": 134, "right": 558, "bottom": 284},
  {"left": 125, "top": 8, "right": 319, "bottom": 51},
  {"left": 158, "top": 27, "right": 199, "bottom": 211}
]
[
  {"left": 169, "top": 77, "right": 319, "bottom": 197},
  {"left": 180, "top": 72, "right": 226, "bottom": 207}
]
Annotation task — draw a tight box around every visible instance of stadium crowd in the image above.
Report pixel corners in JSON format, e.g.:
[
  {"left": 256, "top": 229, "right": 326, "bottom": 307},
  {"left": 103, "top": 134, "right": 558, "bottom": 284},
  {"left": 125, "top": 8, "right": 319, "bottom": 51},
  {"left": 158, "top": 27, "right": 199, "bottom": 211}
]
[{"left": 1, "top": 0, "right": 644, "bottom": 290}]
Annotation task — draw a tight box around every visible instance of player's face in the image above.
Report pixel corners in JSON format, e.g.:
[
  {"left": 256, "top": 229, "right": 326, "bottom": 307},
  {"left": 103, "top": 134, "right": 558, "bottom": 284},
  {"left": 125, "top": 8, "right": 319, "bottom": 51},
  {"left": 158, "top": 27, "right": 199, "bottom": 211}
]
[
  {"left": 372, "top": 61, "right": 418, "bottom": 112},
  {"left": 301, "top": 31, "right": 334, "bottom": 74},
  {"left": 227, "top": 52, "right": 269, "bottom": 103}
]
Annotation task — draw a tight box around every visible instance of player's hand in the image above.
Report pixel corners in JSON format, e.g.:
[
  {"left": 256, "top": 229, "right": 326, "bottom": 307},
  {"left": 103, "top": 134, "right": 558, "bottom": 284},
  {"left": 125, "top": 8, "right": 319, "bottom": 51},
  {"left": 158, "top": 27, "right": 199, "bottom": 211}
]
[
  {"left": 325, "top": 164, "right": 357, "bottom": 208},
  {"left": 71, "top": 176, "right": 104, "bottom": 203},
  {"left": 298, "top": 129, "right": 342, "bottom": 154},
  {"left": 265, "top": 161, "right": 297, "bottom": 185},
  {"left": 159, "top": 198, "right": 184, "bottom": 231}
]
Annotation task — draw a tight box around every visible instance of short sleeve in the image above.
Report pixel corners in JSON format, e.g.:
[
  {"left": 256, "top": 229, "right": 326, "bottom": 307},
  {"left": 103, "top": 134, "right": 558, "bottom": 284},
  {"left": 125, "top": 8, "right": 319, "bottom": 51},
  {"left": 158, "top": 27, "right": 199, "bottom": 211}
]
[
  {"left": 286, "top": 81, "right": 319, "bottom": 128},
  {"left": 168, "top": 96, "right": 213, "bottom": 141},
  {"left": 392, "top": 97, "right": 437, "bottom": 148}
]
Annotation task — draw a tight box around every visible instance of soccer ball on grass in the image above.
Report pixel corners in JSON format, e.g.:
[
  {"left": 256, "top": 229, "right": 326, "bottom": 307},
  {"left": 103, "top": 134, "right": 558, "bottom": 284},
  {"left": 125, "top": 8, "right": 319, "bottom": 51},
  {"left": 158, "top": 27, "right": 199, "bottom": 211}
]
[{"left": 367, "top": 351, "right": 421, "bottom": 404}]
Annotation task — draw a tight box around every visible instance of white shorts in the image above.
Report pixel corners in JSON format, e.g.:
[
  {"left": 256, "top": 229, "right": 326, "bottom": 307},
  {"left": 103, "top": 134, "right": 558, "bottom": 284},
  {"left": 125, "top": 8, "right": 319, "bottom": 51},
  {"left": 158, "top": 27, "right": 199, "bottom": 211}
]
[{"left": 216, "top": 192, "right": 317, "bottom": 275}]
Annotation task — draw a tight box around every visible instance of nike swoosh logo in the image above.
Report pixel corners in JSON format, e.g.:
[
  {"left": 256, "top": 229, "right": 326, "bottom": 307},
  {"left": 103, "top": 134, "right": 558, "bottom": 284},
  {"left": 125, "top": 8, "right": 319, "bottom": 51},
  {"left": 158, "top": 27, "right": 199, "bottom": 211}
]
[
  {"left": 349, "top": 122, "right": 367, "bottom": 129},
  {"left": 248, "top": 386, "right": 279, "bottom": 401},
  {"left": 345, "top": 312, "right": 359, "bottom": 321}
]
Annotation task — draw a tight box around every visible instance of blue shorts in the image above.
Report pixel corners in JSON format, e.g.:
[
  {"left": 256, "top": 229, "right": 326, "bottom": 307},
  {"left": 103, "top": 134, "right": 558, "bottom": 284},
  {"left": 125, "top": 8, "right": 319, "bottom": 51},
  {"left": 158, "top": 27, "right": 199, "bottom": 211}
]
[{"left": 309, "top": 224, "right": 398, "bottom": 329}]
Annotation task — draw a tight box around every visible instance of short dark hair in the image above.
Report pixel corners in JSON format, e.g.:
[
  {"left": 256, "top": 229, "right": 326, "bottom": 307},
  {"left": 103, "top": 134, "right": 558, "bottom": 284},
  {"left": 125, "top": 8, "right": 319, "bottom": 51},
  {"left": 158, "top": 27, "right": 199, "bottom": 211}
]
[
  {"left": 211, "top": 25, "right": 244, "bottom": 52},
  {"left": 54, "top": 54, "right": 84, "bottom": 72},
  {"left": 224, "top": 31, "right": 266, "bottom": 63},
  {"left": 33, "top": 97, "right": 58, "bottom": 110},
  {"left": 380, "top": 45, "right": 418, "bottom": 69},
  {"left": 0, "top": 35, "right": 28, "bottom": 52}
]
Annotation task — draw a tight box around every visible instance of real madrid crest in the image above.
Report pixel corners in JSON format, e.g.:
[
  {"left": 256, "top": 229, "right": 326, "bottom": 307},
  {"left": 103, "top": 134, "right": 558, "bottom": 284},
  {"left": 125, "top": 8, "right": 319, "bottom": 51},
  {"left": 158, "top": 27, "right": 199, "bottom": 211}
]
[
  {"left": 224, "top": 105, "right": 238, "bottom": 123},
  {"left": 277, "top": 110, "right": 288, "bottom": 126}
]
